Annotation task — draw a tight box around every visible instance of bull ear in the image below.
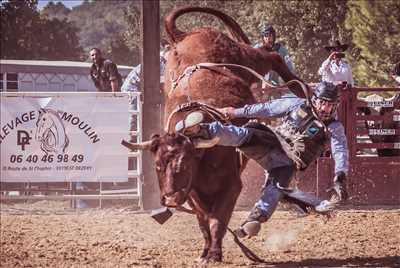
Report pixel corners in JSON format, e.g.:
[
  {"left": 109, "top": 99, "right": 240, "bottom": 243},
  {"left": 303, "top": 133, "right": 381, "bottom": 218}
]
[{"left": 121, "top": 140, "right": 152, "bottom": 150}]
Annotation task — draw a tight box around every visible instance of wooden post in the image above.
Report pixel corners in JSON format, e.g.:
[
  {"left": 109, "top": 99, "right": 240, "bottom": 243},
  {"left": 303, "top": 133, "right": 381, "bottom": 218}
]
[{"left": 140, "top": 0, "right": 161, "bottom": 210}]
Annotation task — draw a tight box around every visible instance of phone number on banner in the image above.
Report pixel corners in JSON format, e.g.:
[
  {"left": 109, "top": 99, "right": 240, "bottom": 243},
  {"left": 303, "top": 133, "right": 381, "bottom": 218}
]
[{"left": 9, "top": 154, "right": 84, "bottom": 163}]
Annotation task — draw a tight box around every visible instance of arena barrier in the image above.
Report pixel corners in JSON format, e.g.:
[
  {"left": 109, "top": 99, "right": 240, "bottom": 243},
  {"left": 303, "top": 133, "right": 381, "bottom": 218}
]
[
  {"left": 0, "top": 92, "right": 143, "bottom": 209},
  {"left": 297, "top": 86, "right": 399, "bottom": 205}
]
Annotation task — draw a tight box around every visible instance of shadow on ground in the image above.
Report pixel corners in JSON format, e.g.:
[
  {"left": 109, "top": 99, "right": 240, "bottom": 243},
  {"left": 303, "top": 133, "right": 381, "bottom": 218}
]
[{"left": 253, "top": 255, "right": 400, "bottom": 268}]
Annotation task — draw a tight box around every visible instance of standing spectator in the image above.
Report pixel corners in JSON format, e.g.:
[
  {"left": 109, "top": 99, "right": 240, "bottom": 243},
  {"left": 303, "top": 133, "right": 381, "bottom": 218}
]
[
  {"left": 121, "top": 42, "right": 170, "bottom": 93},
  {"left": 121, "top": 64, "right": 141, "bottom": 93},
  {"left": 254, "top": 24, "right": 295, "bottom": 87},
  {"left": 89, "top": 48, "right": 122, "bottom": 92},
  {"left": 121, "top": 45, "right": 170, "bottom": 142},
  {"left": 121, "top": 63, "right": 141, "bottom": 143},
  {"left": 318, "top": 40, "right": 354, "bottom": 86}
]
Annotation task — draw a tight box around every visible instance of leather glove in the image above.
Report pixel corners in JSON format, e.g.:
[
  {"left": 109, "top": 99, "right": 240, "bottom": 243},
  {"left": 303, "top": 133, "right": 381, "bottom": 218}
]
[{"left": 327, "top": 171, "right": 348, "bottom": 202}]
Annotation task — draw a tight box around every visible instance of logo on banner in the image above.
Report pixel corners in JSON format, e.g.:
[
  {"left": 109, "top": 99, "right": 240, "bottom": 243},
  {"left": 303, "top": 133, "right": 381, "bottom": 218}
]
[
  {"left": 35, "top": 109, "right": 69, "bottom": 154},
  {"left": 17, "top": 130, "right": 32, "bottom": 150}
]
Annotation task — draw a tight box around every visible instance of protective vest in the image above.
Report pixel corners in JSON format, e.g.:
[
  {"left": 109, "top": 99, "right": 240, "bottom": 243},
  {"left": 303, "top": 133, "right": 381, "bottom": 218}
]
[{"left": 274, "top": 104, "right": 329, "bottom": 170}]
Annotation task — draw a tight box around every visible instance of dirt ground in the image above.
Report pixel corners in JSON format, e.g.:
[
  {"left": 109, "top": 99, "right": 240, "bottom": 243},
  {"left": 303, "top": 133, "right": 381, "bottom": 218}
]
[{"left": 0, "top": 201, "right": 399, "bottom": 268}]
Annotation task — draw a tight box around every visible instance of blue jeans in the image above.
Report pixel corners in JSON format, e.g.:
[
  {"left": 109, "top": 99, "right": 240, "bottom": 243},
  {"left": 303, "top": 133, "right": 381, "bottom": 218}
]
[
  {"left": 254, "top": 165, "right": 295, "bottom": 221},
  {"left": 205, "top": 121, "right": 295, "bottom": 219}
]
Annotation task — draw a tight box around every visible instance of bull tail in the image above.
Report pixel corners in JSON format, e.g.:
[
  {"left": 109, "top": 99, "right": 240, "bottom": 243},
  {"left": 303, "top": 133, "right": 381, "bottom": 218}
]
[{"left": 165, "top": 6, "right": 250, "bottom": 45}]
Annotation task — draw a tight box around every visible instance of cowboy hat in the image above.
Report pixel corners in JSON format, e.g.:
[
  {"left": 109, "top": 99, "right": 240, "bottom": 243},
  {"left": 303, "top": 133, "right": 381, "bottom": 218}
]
[{"left": 324, "top": 40, "right": 349, "bottom": 52}]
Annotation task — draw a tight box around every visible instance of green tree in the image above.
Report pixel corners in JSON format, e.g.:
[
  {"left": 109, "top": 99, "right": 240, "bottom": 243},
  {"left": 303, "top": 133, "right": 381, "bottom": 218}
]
[
  {"left": 123, "top": 0, "right": 350, "bottom": 82},
  {"left": 41, "top": 1, "right": 71, "bottom": 20},
  {"left": 1, "top": 0, "right": 40, "bottom": 59},
  {"left": 66, "top": 0, "right": 134, "bottom": 65},
  {"left": 123, "top": 0, "right": 233, "bottom": 66},
  {"left": 345, "top": 0, "right": 400, "bottom": 87},
  {"left": 1, "top": 0, "right": 83, "bottom": 60},
  {"left": 245, "top": 0, "right": 350, "bottom": 83}
]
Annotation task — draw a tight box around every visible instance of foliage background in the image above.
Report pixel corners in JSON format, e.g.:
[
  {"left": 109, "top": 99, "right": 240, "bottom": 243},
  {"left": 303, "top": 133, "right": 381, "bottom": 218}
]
[{"left": 1, "top": 0, "right": 399, "bottom": 86}]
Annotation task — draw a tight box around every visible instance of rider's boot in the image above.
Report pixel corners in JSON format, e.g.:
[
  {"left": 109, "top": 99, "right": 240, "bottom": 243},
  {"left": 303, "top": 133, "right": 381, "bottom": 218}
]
[
  {"left": 234, "top": 206, "right": 268, "bottom": 238},
  {"left": 175, "top": 111, "right": 221, "bottom": 148},
  {"left": 175, "top": 111, "right": 204, "bottom": 134}
]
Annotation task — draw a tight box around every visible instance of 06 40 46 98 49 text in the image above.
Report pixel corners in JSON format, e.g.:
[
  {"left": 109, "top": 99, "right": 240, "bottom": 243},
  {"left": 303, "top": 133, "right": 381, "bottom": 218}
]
[{"left": 8, "top": 154, "right": 84, "bottom": 164}]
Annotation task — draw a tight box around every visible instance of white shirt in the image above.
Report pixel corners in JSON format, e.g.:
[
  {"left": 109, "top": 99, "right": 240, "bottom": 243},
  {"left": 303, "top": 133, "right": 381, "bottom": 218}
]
[
  {"left": 318, "top": 58, "right": 354, "bottom": 86},
  {"left": 121, "top": 64, "right": 141, "bottom": 92}
]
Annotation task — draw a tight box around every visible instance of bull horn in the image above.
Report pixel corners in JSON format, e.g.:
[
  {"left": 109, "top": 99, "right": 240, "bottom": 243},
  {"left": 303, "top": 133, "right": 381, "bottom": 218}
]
[
  {"left": 193, "top": 137, "right": 220, "bottom": 148},
  {"left": 121, "top": 139, "right": 152, "bottom": 150}
]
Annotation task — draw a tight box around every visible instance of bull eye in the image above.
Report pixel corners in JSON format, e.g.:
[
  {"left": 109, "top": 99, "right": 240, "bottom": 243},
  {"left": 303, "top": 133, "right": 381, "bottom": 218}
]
[{"left": 155, "top": 160, "right": 165, "bottom": 172}]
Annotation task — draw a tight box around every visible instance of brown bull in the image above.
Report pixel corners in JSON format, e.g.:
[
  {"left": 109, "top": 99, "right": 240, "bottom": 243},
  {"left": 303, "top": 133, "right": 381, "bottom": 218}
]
[{"left": 123, "top": 6, "right": 306, "bottom": 263}]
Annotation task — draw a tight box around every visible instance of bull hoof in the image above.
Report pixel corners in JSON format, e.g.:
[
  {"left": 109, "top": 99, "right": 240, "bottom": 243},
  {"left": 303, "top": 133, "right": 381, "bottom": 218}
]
[
  {"left": 196, "top": 257, "right": 222, "bottom": 264},
  {"left": 205, "top": 251, "right": 222, "bottom": 263},
  {"left": 196, "top": 251, "right": 222, "bottom": 264},
  {"left": 195, "top": 256, "right": 207, "bottom": 264}
]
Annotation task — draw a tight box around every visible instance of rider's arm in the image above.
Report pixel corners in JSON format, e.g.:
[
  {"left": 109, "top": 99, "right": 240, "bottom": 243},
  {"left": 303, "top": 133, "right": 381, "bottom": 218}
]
[
  {"left": 328, "top": 120, "right": 349, "bottom": 201},
  {"left": 318, "top": 58, "right": 332, "bottom": 76},
  {"left": 328, "top": 121, "right": 349, "bottom": 176},
  {"left": 234, "top": 97, "right": 305, "bottom": 119}
]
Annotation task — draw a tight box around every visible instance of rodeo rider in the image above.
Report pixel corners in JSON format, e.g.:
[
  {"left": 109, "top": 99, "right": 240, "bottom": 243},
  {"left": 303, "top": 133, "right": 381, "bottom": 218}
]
[{"left": 175, "top": 81, "right": 349, "bottom": 238}]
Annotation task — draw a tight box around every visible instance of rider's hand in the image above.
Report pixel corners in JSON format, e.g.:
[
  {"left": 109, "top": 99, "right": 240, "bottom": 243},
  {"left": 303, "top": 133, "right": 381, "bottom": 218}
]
[
  {"left": 328, "top": 51, "right": 337, "bottom": 61},
  {"left": 327, "top": 171, "right": 348, "bottom": 203},
  {"left": 328, "top": 51, "right": 341, "bottom": 61},
  {"left": 218, "top": 107, "right": 236, "bottom": 120}
]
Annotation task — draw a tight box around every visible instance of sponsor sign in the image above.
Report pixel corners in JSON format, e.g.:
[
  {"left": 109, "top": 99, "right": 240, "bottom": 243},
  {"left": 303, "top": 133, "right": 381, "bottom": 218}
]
[
  {"left": 366, "top": 101, "right": 394, "bottom": 108},
  {"left": 0, "top": 93, "right": 130, "bottom": 182},
  {"left": 368, "top": 129, "right": 396, "bottom": 136}
]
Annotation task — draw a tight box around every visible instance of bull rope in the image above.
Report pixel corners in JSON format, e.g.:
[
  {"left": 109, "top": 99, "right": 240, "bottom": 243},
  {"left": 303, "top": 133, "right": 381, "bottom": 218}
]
[
  {"left": 166, "top": 62, "right": 311, "bottom": 133},
  {"left": 168, "top": 62, "right": 309, "bottom": 99},
  {"left": 226, "top": 227, "right": 268, "bottom": 263},
  {"left": 167, "top": 62, "right": 312, "bottom": 130}
]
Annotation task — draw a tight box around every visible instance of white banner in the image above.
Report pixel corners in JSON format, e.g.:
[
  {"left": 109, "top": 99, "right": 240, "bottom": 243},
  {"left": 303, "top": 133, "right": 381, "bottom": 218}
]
[{"left": 0, "top": 92, "right": 130, "bottom": 182}]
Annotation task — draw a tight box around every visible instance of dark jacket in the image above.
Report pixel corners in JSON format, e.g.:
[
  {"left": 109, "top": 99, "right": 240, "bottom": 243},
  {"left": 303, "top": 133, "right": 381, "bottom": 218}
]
[{"left": 90, "top": 58, "right": 122, "bottom": 91}]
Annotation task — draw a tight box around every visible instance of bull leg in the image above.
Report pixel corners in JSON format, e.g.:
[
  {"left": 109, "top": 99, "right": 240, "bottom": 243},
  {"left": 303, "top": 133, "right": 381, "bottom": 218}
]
[
  {"left": 187, "top": 193, "right": 212, "bottom": 262},
  {"left": 196, "top": 214, "right": 211, "bottom": 261},
  {"left": 206, "top": 179, "right": 242, "bottom": 262}
]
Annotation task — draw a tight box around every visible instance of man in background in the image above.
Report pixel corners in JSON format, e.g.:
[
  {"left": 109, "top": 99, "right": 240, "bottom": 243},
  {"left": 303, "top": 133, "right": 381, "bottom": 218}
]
[
  {"left": 318, "top": 40, "right": 354, "bottom": 86},
  {"left": 121, "top": 41, "right": 169, "bottom": 92},
  {"left": 121, "top": 42, "right": 170, "bottom": 142},
  {"left": 89, "top": 48, "right": 122, "bottom": 92}
]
